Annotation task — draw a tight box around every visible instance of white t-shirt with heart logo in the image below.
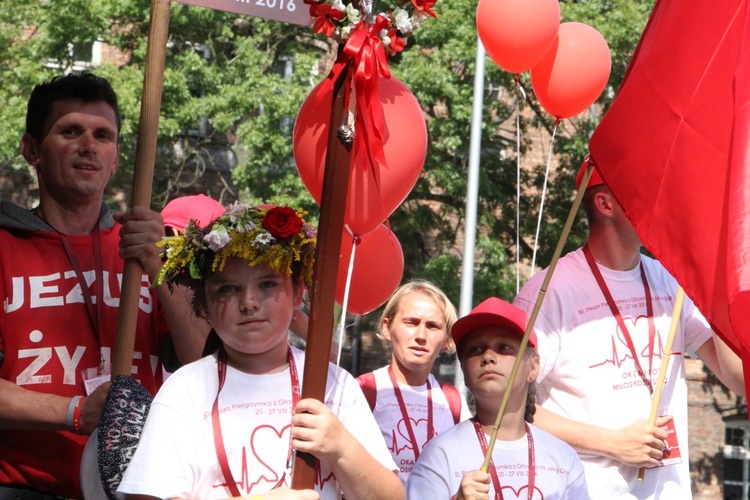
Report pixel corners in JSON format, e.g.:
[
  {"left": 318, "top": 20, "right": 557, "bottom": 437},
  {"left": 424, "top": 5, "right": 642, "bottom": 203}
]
[
  {"left": 117, "top": 345, "right": 396, "bottom": 499},
  {"left": 514, "top": 248, "right": 712, "bottom": 499}
]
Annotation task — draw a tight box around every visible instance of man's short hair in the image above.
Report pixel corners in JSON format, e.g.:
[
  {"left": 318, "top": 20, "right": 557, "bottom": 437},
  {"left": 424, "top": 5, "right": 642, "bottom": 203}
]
[{"left": 25, "top": 71, "right": 121, "bottom": 140}]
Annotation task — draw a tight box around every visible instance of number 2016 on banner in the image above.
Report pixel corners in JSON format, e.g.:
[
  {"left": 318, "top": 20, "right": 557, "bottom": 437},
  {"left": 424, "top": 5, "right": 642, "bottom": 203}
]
[
  {"left": 174, "top": 0, "right": 312, "bottom": 27},
  {"left": 254, "top": 0, "right": 297, "bottom": 12}
]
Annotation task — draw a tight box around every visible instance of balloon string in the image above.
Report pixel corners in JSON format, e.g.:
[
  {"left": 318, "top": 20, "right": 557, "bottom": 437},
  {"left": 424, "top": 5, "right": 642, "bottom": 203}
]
[
  {"left": 336, "top": 233, "right": 359, "bottom": 367},
  {"left": 515, "top": 75, "right": 524, "bottom": 294},
  {"left": 530, "top": 120, "right": 559, "bottom": 276}
]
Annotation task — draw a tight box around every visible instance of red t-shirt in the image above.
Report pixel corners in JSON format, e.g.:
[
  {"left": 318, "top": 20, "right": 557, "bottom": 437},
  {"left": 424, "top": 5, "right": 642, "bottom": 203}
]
[{"left": 0, "top": 223, "right": 168, "bottom": 498}]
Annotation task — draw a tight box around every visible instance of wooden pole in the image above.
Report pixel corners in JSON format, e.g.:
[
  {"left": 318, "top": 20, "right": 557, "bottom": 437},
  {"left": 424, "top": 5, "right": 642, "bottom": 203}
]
[
  {"left": 481, "top": 163, "right": 593, "bottom": 471},
  {"left": 638, "top": 286, "right": 685, "bottom": 480},
  {"left": 87, "top": 3, "right": 171, "bottom": 497},
  {"left": 291, "top": 60, "right": 354, "bottom": 489},
  {"left": 111, "top": 0, "right": 171, "bottom": 377}
]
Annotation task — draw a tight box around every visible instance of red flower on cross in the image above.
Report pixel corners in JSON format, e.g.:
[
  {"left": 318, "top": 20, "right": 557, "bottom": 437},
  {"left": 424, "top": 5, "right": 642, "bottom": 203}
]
[
  {"left": 309, "top": 2, "right": 346, "bottom": 37},
  {"left": 411, "top": 0, "right": 437, "bottom": 18},
  {"left": 386, "top": 29, "right": 406, "bottom": 55}
]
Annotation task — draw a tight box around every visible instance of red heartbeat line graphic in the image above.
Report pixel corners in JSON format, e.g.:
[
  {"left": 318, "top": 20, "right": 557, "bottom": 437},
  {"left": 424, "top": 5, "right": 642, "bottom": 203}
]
[
  {"left": 389, "top": 417, "right": 430, "bottom": 454},
  {"left": 215, "top": 423, "right": 336, "bottom": 495},
  {"left": 315, "top": 463, "right": 336, "bottom": 490},
  {"left": 588, "top": 315, "right": 666, "bottom": 370}
]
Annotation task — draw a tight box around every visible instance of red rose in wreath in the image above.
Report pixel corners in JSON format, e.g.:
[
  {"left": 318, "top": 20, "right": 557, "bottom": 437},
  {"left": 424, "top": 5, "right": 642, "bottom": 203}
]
[{"left": 262, "top": 207, "right": 304, "bottom": 240}]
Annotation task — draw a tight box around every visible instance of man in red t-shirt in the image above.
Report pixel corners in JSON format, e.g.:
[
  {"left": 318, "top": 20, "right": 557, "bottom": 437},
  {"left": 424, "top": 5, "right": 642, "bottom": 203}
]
[{"left": 0, "top": 72, "right": 208, "bottom": 499}]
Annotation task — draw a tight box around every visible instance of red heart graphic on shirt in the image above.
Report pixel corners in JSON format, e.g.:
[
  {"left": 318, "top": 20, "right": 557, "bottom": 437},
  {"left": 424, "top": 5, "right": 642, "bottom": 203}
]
[
  {"left": 393, "top": 417, "right": 430, "bottom": 453},
  {"left": 500, "top": 484, "right": 543, "bottom": 499},
  {"left": 247, "top": 424, "right": 291, "bottom": 491}
]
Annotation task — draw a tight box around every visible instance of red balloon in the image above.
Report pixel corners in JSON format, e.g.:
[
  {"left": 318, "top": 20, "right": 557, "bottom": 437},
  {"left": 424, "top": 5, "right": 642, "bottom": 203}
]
[
  {"left": 293, "top": 76, "right": 426, "bottom": 236},
  {"left": 477, "top": 0, "right": 560, "bottom": 74},
  {"left": 336, "top": 225, "right": 404, "bottom": 315},
  {"left": 531, "top": 22, "right": 612, "bottom": 119}
]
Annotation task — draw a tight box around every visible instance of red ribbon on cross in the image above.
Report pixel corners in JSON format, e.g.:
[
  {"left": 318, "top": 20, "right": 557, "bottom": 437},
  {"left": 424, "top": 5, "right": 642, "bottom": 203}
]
[{"left": 316, "top": 16, "right": 393, "bottom": 192}]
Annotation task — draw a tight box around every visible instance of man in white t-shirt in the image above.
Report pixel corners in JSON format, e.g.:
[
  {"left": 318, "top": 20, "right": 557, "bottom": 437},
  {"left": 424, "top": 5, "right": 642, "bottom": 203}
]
[{"left": 513, "top": 158, "right": 745, "bottom": 499}]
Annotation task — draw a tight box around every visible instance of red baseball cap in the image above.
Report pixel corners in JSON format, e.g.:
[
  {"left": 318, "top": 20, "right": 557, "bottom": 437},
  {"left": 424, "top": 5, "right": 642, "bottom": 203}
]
[
  {"left": 161, "top": 194, "right": 225, "bottom": 232},
  {"left": 451, "top": 297, "right": 537, "bottom": 350},
  {"left": 575, "top": 155, "right": 605, "bottom": 191}
]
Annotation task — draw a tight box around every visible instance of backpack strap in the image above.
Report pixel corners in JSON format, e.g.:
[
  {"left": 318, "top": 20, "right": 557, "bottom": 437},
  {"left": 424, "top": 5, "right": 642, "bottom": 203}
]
[
  {"left": 359, "top": 372, "right": 461, "bottom": 424},
  {"left": 357, "top": 372, "right": 377, "bottom": 412},
  {"left": 439, "top": 381, "right": 462, "bottom": 424}
]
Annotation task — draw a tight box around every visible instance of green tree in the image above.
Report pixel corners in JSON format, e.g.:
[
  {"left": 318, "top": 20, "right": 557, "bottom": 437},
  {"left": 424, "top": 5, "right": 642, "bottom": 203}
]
[{"left": 0, "top": 0, "right": 653, "bottom": 312}]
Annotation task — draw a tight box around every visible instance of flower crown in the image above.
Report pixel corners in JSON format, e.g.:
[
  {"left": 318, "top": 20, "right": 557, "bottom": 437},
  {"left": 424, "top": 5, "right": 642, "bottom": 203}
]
[
  {"left": 154, "top": 203, "right": 317, "bottom": 289},
  {"left": 305, "top": 0, "right": 437, "bottom": 54}
]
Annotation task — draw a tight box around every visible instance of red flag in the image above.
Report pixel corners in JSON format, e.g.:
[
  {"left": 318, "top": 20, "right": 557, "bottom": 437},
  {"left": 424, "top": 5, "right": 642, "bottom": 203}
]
[
  {"left": 728, "top": 4, "right": 750, "bottom": 355},
  {"left": 588, "top": 0, "right": 750, "bottom": 378}
]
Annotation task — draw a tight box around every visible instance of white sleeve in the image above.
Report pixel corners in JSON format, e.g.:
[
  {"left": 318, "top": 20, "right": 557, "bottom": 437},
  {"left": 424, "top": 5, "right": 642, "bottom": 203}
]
[
  {"left": 564, "top": 449, "right": 590, "bottom": 499},
  {"left": 116, "top": 399, "right": 196, "bottom": 499},
  {"left": 681, "top": 295, "right": 714, "bottom": 356}
]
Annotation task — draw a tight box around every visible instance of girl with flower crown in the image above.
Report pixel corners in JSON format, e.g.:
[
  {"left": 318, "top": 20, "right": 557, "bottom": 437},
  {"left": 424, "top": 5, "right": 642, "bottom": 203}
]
[{"left": 117, "top": 203, "right": 404, "bottom": 500}]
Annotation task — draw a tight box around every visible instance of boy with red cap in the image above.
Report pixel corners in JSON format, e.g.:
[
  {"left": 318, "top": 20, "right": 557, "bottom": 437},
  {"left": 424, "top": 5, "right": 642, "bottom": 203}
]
[{"left": 406, "top": 297, "right": 587, "bottom": 499}]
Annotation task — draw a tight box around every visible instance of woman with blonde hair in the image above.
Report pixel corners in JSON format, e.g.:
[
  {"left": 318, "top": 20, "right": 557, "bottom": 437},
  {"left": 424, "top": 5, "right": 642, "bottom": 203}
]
[{"left": 357, "top": 280, "right": 471, "bottom": 484}]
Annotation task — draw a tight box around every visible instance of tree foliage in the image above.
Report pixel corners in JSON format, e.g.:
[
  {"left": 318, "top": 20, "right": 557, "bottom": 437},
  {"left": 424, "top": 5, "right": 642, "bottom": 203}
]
[{"left": 0, "top": 0, "right": 653, "bottom": 312}]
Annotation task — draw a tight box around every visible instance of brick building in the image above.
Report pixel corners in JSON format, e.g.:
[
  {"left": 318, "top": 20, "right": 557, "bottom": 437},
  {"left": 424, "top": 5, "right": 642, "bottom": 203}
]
[{"left": 687, "top": 357, "right": 747, "bottom": 499}]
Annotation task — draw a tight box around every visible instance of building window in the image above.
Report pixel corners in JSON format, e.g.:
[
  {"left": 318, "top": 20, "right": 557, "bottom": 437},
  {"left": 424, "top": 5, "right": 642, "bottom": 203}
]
[
  {"left": 45, "top": 40, "right": 103, "bottom": 72},
  {"left": 725, "top": 421, "right": 750, "bottom": 499}
]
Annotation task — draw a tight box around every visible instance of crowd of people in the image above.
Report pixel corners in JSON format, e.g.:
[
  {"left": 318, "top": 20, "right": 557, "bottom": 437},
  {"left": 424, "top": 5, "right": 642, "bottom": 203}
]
[{"left": 0, "top": 71, "right": 745, "bottom": 500}]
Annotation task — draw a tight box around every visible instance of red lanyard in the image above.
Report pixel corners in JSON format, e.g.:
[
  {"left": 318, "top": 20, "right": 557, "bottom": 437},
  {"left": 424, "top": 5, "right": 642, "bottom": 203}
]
[
  {"left": 473, "top": 418, "right": 535, "bottom": 500},
  {"left": 583, "top": 245, "right": 657, "bottom": 394},
  {"left": 59, "top": 226, "right": 105, "bottom": 369},
  {"left": 387, "top": 365, "right": 434, "bottom": 460},
  {"left": 213, "top": 347, "right": 300, "bottom": 497}
]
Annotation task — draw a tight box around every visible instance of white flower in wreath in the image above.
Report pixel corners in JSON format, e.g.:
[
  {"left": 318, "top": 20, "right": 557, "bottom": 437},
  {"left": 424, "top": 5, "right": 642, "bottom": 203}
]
[
  {"left": 345, "top": 3, "right": 361, "bottom": 24},
  {"left": 225, "top": 201, "right": 245, "bottom": 218},
  {"left": 341, "top": 25, "right": 355, "bottom": 38},
  {"left": 254, "top": 232, "right": 275, "bottom": 247},
  {"left": 331, "top": 0, "right": 346, "bottom": 14},
  {"left": 380, "top": 29, "right": 391, "bottom": 47},
  {"left": 393, "top": 9, "right": 413, "bottom": 34},
  {"left": 204, "top": 225, "right": 231, "bottom": 251}
]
